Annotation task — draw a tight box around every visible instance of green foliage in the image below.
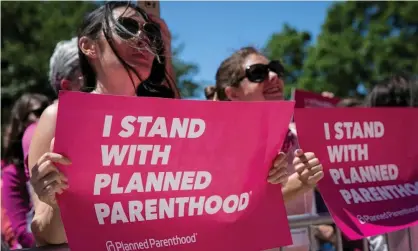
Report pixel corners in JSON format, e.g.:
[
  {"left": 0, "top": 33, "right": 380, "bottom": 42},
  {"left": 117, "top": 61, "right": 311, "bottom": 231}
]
[
  {"left": 1, "top": 1, "right": 200, "bottom": 122},
  {"left": 264, "top": 1, "right": 418, "bottom": 98},
  {"left": 1, "top": 1, "right": 97, "bottom": 103},
  {"left": 1, "top": 1, "right": 97, "bottom": 126},
  {"left": 171, "top": 40, "right": 200, "bottom": 98},
  {"left": 264, "top": 24, "right": 312, "bottom": 99}
]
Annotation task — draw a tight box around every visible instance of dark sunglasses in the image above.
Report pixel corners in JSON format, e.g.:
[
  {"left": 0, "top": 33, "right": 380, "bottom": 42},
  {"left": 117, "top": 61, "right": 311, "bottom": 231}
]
[
  {"left": 31, "top": 108, "right": 45, "bottom": 118},
  {"left": 114, "top": 14, "right": 174, "bottom": 98},
  {"left": 25, "top": 106, "right": 47, "bottom": 120},
  {"left": 115, "top": 17, "right": 159, "bottom": 40},
  {"left": 241, "top": 60, "right": 285, "bottom": 83}
]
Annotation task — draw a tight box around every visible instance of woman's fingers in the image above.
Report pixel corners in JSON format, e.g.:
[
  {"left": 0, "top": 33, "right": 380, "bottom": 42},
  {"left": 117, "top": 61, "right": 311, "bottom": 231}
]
[
  {"left": 299, "top": 165, "right": 322, "bottom": 181},
  {"left": 268, "top": 171, "right": 288, "bottom": 184},
  {"left": 59, "top": 172, "right": 68, "bottom": 183},
  {"left": 292, "top": 149, "right": 324, "bottom": 186},
  {"left": 30, "top": 151, "right": 71, "bottom": 205},
  {"left": 38, "top": 152, "right": 71, "bottom": 166},
  {"left": 268, "top": 152, "right": 288, "bottom": 184},
  {"left": 269, "top": 152, "right": 287, "bottom": 176},
  {"left": 273, "top": 152, "right": 287, "bottom": 168},
  {"left": 35, "top": 161, "right": 59, "bottom": 182},
  {"left": 294, "top": 157, "right": 320, "bottom": 174},
  {"left": 41, "top": 171, "right": 62, "bottom": 188},
  {"left": 293, "top": 150, "right": 315, "bottom": 172},
  {"left": 42, "top": 179, "right": 69, "bottom": 202},
  {"left": 48, "top": 182, "right": 69, "bottom": 195},
  {"left": 307, "top": 171, "right": 324, "bottom": 185}
]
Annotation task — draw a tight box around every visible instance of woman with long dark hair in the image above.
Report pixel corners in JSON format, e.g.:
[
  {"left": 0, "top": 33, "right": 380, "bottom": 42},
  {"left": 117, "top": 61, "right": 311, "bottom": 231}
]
[
  {"left": 28, "top": 1, "right": 179, "bottom": 246},
  {"left": 1, "top": 93, "right": 50, "bottom": 248},
  {"left": 28, "top": 2, "right": 298, "bottom": 247}
]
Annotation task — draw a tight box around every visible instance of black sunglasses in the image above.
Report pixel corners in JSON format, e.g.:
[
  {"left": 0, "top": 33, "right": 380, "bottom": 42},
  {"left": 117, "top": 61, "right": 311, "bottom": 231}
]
[
  {"left": 113, "top": 12, "right": 174, "bottom": 98},
  {"left": 115, "top": 17, "right": 159, "bottom": 40},
  {"left": 25, "top": 106, "right": 47, "bottom": 120},
  {"left": 241, "top": 60, "right": 285, "bottom": 83},
  {"left": 31, "top": 108, "right": 45, "bottom": 118}
]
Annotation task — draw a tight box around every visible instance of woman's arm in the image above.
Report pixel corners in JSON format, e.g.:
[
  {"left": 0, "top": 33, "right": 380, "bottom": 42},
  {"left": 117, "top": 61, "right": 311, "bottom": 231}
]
[
  {"left": 1, "top": 166, "right": 35, "bottom": 247},
  {"left": 28, "top": 103, "right": 67, "bottom": 245}
]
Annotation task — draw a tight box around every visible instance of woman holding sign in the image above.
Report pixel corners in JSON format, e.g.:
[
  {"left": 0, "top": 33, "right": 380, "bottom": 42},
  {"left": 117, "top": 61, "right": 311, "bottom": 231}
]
[
  {"left": 212, "top": 46, "right": 324, "bottom": 200},
  {"left": 211, "top": 46, "right": 325, "bottom": 250},
  {"left": 28, "top": 1, "right": 179, "bottom": 245}
]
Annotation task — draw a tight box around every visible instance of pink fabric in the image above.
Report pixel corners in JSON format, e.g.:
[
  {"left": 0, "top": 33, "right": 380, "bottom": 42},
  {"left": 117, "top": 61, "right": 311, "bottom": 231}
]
[
  {"left": 1, "top": 160, "right": 34, "bottom": 248},
  {"left": 1, "top": 172, "right": 20, "bottom": 249}
]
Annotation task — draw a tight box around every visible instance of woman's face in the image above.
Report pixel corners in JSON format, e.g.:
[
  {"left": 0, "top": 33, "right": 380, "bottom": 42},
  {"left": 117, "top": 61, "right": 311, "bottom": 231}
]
[
  {"left": 27, "top": 100, "right": 49, "bottom": 123},
  {"left": 86, "top": 7, "right": 156, "bottom": 94},
  {"left": 228, "top": 54, "right": 284, "bottom": 101}
]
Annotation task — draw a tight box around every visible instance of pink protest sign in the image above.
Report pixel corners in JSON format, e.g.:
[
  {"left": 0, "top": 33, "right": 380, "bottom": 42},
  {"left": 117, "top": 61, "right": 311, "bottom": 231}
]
[
  {"left": 293, "top": 89, "right": 340, "bottom": 108},
  {"left": 294, "top": 108, "right": 418, "bottom": 240},
  {"left": 54, "top": 91, "right": 294, "bottom": 251}
]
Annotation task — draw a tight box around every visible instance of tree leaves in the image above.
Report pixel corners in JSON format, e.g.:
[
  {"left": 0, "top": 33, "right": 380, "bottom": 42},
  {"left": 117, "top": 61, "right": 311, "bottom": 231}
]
[
  {"left": 171, "top": 38, "right": 200, "bottom": 98},
  {"left": 1, "top": 1, "right": 96, "bottom": 106},
  {"left": 1, "top": 1, "right": 201, "bottom": 108},
  {"left": 264, "top": 1, "right": 418, "bottom": 98}
]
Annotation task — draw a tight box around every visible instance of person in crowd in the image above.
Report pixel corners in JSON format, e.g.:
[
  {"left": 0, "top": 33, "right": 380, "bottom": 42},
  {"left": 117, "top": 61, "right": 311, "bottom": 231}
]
[
  {"left": 28, "top": 2, "right": 316, "bottom": 247},
  {"left": 1, "top": 93, "right": 51, "bottom": 248},
  {"left": 213, "top": 46, "right": 324, "bottom": 199},
  {"left": 49, "top": 37, "right": 84, "bottom": 95},
  {"left": 1, "top": 163, "right": 19, "bottom": 249},
  {"left": 363, "top": 74, "right": 417, "bottom": 251},
  {"left": 20, "top": 37, "right": 87, "bottom": 218},
  {"left": 364, "top": 74, "right": 417, "bottom": 108},
  {"left": 211, "top": 46, "right": 325, "bottom": 250},
  {"left": 22, "top": 36, "right": 85, "bottom": 175},
  {"left": 28, "top": 1, "right": 182, "bottom": 246},
  {"left": 204, "top": 86, "right": 217, "bottom": 100}
]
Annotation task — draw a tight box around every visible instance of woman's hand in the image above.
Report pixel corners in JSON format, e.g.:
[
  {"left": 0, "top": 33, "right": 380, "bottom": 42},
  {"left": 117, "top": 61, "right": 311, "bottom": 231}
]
[
  {"left": 267, "top": 152, "right": 289, "bottom": 185},
  {"left": 321, "top": 91, "right": 335, "bottom": 98},
  {"left": 293, "top": 149, "right": 324, "bottom": 186},
  {"left": 30, "top": 139, "right": 71, "bottom": 206}
]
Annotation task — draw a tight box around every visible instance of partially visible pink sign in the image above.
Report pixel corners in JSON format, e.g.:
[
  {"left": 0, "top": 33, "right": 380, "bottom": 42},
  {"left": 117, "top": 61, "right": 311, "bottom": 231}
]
[
  {"left": 293, "top": 89, "right": 340, "bottom": 108},
  {"left": 294, "top": 108, "right": 418, "bottom": 240},
  {"left": 54, "top": 91, "right": 294, "bottom": 251}
]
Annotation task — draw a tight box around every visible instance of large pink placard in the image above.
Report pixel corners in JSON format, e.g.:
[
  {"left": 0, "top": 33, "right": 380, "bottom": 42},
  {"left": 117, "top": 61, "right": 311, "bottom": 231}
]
[
  {"left": 294, "top": 108, "right": 418, "bottom": 240},
  {"left": 54, "top": 91, "right": 294, "bottom": 251}
]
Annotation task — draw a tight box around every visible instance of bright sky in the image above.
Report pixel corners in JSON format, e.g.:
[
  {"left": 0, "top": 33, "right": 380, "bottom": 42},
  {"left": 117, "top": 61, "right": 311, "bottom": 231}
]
[{"left": 160, "top": 1, "right": 334, "bottom": 97}]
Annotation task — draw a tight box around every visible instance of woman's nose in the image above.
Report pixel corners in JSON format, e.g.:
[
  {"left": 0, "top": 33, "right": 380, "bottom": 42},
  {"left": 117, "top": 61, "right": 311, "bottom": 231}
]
[{"left": 268, "top": 70, "right": 278, "bottom": 81}]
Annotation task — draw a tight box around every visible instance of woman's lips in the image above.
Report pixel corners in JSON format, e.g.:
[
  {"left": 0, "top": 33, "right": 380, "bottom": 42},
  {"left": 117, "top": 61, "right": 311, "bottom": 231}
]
[
  {"left": 263, "top": 87, "right": 283, "bottom": 95},
  {"left": 263, "top": 87, "right": 284, "bottom": 100}
]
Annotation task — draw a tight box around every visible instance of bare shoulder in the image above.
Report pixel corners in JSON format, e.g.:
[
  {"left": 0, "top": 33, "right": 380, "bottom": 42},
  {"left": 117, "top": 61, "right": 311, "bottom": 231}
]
[
  {"left": 28, "top": 102, "right": 59, "bottom": 175},
  {"left": 42, "top": 102, "right": 59, "bottom": 121},
  {"left": 36, "top": 101, "right": 60, "bottom": 134},
  {"left": 35, "top": 101, "right": 59, "bottom": 145}
]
